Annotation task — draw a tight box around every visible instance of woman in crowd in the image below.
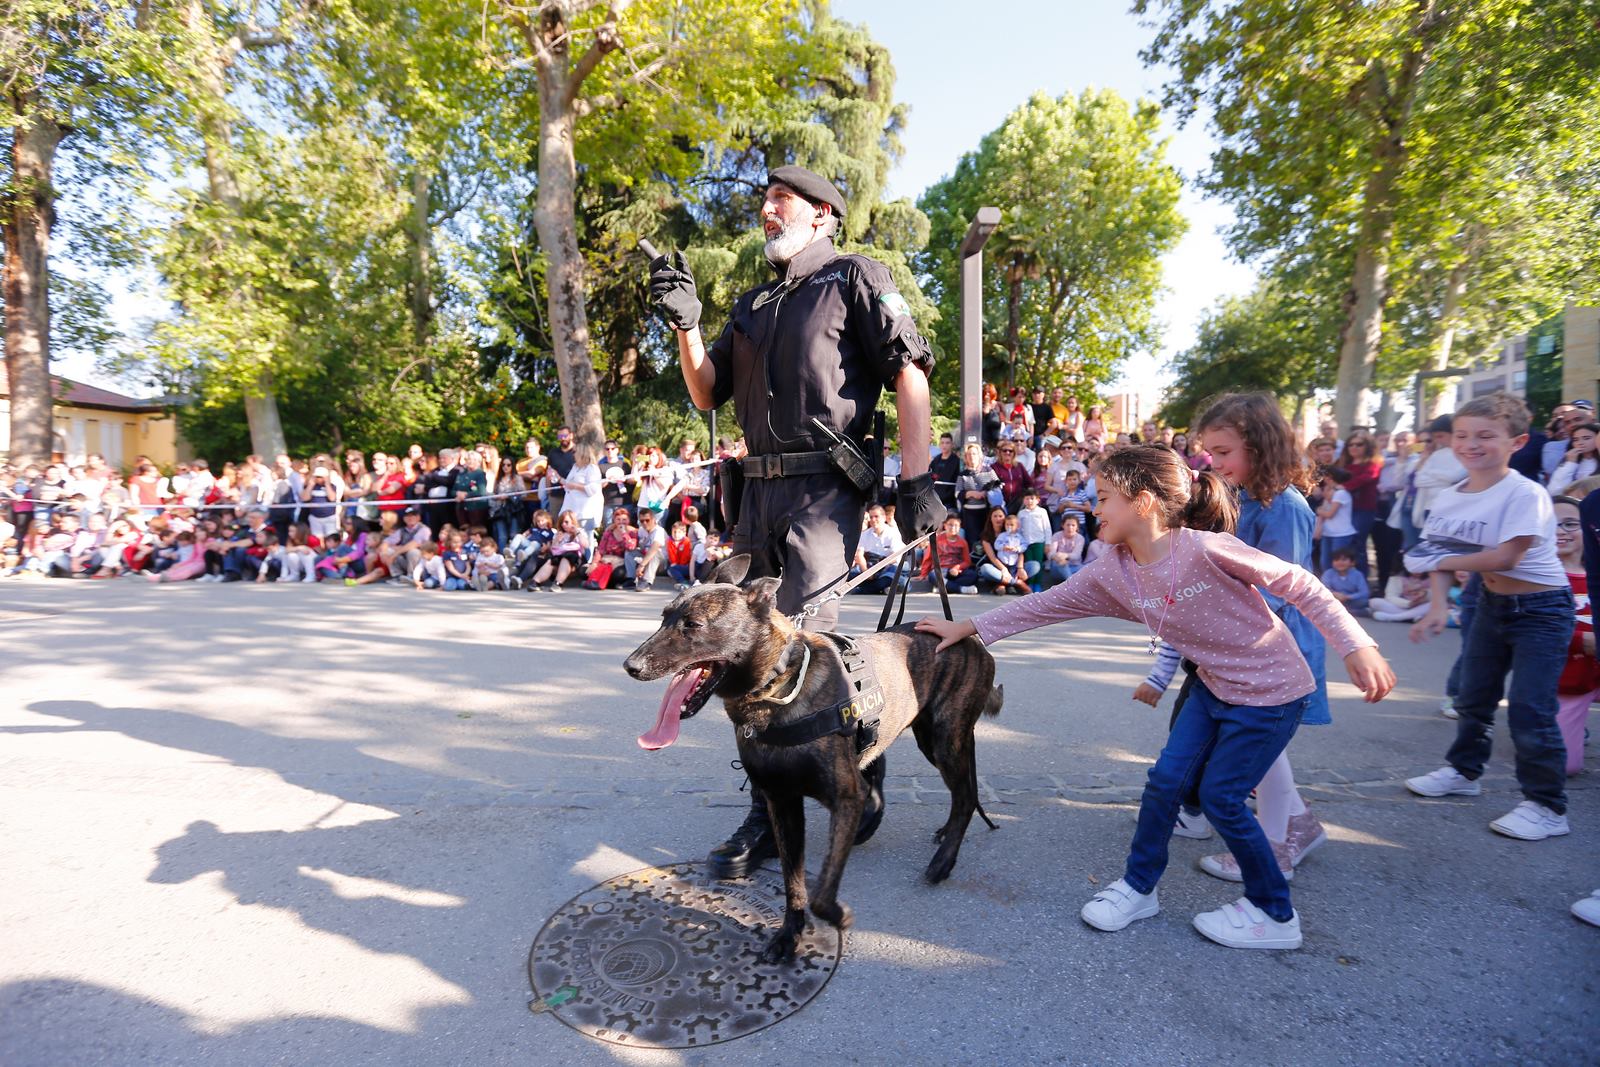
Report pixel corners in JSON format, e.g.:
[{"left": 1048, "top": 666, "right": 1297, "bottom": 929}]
[
  {"left": 560, "top": 445, "right": 603, "bottom": 537},
  {"left": 490, "top": 456, "right": 528, "bottom": 551},
  {"left": 1083, "top": 405, "right": 1106, "bottom": 442},
  {"left": 532, "top": 510, "right": 590, "bottom": 590},
  {"left": 981, "top": 383, "right": 1003, "bottom": 448},
  {"left": 957, "top": 442, "right": 1001, "bottom": 548},
  {"left": 1339, "top": 432, "right": 1383, "bottom": 576},
  {"left": 1548, "top": 421, "right": 1599, "bottom": 494}
]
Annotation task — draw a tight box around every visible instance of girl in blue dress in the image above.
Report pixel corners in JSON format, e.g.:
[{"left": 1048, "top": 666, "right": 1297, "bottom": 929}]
[{"left": 1193, "top": 393, "right": 1331, "bottom": 880}]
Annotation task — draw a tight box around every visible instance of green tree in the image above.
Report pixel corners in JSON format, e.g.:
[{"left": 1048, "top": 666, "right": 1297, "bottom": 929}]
[
  {"left": 1159, "top": 277, "right": 1340, "bottom": 430},
  {"left": 2, "top": 1, "right": 175, "bottom": 465},
  {"left": 1138, "top": 0, "right": 1600, "bottom": 434},
  {"left": 917, "top": 89, "right": 1185, "bottom": 410},
  {"left": 496, "top": 0, "right": 809, "bottom": 455}
]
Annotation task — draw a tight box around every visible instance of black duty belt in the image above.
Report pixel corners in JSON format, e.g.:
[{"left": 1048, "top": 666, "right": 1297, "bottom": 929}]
[
  {"left": 742, "top": 451, "right": 833, "bottom": 479},
  {"left": 750, "top": 633, "right": 884, "bottom": 750}
]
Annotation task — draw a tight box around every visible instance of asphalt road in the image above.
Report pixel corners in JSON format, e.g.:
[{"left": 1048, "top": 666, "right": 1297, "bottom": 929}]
[{"left": 2, "top": 579, "right": 1595, "bottom": 1066}]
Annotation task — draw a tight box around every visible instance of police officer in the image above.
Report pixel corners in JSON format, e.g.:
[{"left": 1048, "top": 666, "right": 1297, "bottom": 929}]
[{"left": 648, "top": 164, "right": 947, "bottom": 879}]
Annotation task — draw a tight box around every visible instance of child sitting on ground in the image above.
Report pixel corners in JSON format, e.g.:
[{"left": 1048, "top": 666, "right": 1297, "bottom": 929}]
[
  {"left": 442, "top": 532, "right": 472, "bottom": 590},
  {"left": 918, "top": 514, "right": 979, "bottom": 594},
  {"left": 666, "top": 521, "right": 696, "bottom": 588},
  {"left": 412, "top": 541, "right": 445, "bottom": 589},
  {"left": 1046, "top": 515, "right": 1087, "bottom": 585},
  {"left": 1368, "top": 571, "right": 1431, "bottom": 622},
  {"left": 473, "top": 537, "right": 508, "bottom": 590},
  {"left": 1320, "top": 548, "right": 1370, "bottom": 614}
]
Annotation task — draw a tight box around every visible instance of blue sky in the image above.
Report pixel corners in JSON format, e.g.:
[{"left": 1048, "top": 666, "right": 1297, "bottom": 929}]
[
  {"left": 59, "top": 0, "right": 1255, "bottom": 401},
  {"left": 833, "top": 0, "right": 1256, "bottom": 397}
]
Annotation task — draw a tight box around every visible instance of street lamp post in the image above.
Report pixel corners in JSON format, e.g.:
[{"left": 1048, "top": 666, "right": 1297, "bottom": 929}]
[{"left": 959, "top": 207, "right": 1001, "bottom": 447}]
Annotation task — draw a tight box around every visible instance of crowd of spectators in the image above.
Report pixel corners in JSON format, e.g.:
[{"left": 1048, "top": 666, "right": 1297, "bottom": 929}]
[
  {"left": 7, "top": 388, "right": 1594, "bottom": 623},
  {"left": 0, "top": 431, "right": 734, "bottom": 591}
]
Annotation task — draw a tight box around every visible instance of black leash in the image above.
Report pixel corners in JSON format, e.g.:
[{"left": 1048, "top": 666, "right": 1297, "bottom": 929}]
[{"left": 876, "top": 540, "right": 953, "bottom": 633}]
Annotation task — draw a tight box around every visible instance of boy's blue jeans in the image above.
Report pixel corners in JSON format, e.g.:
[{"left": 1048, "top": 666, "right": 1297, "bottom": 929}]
[
  {"left": 1446, "top": 587, "right": 1573, "bottom": 813},
  {"left": 1125, "top": 680, "right": 1308, "bottom": 921}
]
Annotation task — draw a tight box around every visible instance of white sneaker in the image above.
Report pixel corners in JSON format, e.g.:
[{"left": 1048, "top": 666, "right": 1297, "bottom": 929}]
[
  {"left": 1573, "top": 890, "right": 1600, "bottom": 927},
  {"left": 1406, "top": 766, "right": 1481, "bottom": 797},
  {"left": 1174, "top": 809, "right": 1213, "bottom": 840},
  {"left": 1080, "top": 879, "right": 1159, "bottom": 932},
  {"left": 1439, "top": 695, "right": 1459, "bottom": 719},
  {"left": 1490, "top": 800, "right": 1570, "bottom": 841},
  {"left": 301, "top": 575, "right": 317, "bottom": 584},
  {"left": 1192, "top": 898, "right": 1302, "bottom": 950}
]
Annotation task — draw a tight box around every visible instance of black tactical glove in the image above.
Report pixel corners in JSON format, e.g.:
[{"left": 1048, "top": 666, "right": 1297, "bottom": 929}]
[
  {"left": 647, "top": 251, "right": 702, "bottom": 333},
  {"left": 895, "top": 471, "right": 947, "bottom": 544}
]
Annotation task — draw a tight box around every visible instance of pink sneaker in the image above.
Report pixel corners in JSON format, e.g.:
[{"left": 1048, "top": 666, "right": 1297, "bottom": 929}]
[
  {"left": 1199, "top": 839, "right": 1294, "bottom": 883},
  {"left": 1284, "top": 808, "right": 1328, "bottom": 867}
]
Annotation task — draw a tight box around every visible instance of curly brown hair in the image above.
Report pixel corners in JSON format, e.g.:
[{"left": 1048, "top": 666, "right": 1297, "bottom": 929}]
[{"left": 1194, "top": 393, "right": 1315, "bottom": 506}]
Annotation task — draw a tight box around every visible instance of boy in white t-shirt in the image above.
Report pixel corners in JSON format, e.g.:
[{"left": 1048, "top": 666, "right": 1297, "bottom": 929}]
[{"left": 1404, "top": 392, "right": 1575, "bottom": 842}]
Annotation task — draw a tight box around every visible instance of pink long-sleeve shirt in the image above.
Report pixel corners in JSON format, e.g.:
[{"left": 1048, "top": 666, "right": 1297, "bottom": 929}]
[{"left": 973, "top": 529, "right": 1376, "bottom": 707}]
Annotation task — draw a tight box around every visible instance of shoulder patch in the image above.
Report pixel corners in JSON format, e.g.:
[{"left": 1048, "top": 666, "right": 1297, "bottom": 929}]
[{"left": 879, "top": 291, "right": 912, "bottom": 319}]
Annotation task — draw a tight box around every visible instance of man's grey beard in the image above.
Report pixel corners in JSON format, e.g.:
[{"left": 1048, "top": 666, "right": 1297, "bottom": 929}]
[{"left": 764, "top": 222, "right": 811, "bottom": 267}]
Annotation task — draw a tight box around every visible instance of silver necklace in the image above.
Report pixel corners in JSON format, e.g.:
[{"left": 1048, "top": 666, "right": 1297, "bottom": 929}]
[{"left": 1131, "top": 528, "right": 1182, "bottom": 655}]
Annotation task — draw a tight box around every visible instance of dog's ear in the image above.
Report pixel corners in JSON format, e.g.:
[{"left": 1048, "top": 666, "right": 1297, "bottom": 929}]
[
  {"left": 744, "top": 575, "right": 782, "bottom": 608},
  {"left": 707, "top": 554, "right": 751, "bottom": 587}
]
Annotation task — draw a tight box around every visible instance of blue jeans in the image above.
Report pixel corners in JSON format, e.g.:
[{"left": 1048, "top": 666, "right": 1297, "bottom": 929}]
[
  {"left": 444, "top": 576, "right": 470, "bottom": 590},
  {"left": 1445, "top": 574, "right": 1481, "bottom": 698},
  {"left": 1445, "top": 587, "right": 1573, "bottom": 813},
  {"left": 1125, "top": 680, "right": 1307, "bottom": 921},
  {"left": 1048, "top": 560, "right": 1081, "bottom": 583}
]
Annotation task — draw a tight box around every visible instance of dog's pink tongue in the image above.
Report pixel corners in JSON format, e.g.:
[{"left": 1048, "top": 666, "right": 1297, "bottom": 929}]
[{"left": 638, "top": 668, "right": 706, "bottom": 750}]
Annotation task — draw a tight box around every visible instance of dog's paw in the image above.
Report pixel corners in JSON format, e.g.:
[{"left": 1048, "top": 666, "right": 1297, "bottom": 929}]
[
  {"left": 811, "top": 898, "right": 853, "bottom": 930},
  {"left": 924, "top": 853, "right": 957, "bottom": 884},
  {"left": 758, "top": 931, "right": 799, "bottom": 965},
  {"left": 931, "top": 827, "right": 947, "bottom": 844}
]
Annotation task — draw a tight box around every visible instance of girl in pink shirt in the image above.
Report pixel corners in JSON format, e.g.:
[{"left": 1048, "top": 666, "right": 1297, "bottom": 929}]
[{"left": 918, "top": 446, "right": 1394, "bottom": 950}]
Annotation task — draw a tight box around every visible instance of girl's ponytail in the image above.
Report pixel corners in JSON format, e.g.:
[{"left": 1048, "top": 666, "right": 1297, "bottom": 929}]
[{"left": 1182, "top": 470, "right": 1238, "bottom": 535}]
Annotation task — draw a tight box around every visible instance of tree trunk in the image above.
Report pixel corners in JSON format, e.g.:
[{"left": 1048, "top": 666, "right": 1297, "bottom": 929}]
[
  {"left": 1332, "top": 154, "right": 1399, "bottom": 435},
  {"left": 1332, "top": 12, "right": 1438, "bottom": 436},
  {"left": 1374, "top": 389, "right": 1397, "bottom": 434},
  {"left": 1004, "top": 267, "right": 1022, "bottom": 391},
  {"left": 1425, "top": 255, "right": 1470, "bottom": 420},
  {"left": 602, "top": 331, "right": 652, "bottom": 393},
  {"left": 530, "top": 12, "right": 608, "bottom": 457},
  {"left": 407, "top": 168, "right": 434, "bottom": 352},
  {"left": 2, "top": 105, "right": 64, "bottom": 467},
  {"left": 186, "top": 0, "right": 287, "bottom": 457}
]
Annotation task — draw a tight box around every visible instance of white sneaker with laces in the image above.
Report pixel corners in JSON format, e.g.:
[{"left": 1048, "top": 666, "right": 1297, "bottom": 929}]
[
  {"left": 1439, "top": 695, "right": 1459, "bottom": 719},
  {"left": 1573, "top": 890, "right": 1600, "bottom": 927},
  {"left": 1405, "top": 766, "right": 1481, "bottom": 797},
  {"left": 1192, "top": 898, "right": 1302, "bottom": 950},
  {"left": 1490, "top": 800, "right": 1570, "bottom": 840},
  {"left": 1080, "top": 879, "right": 1159, "bottom": 932},
  {"left": 1174, "top": 809, "right": 1213, "bottom": 840}
]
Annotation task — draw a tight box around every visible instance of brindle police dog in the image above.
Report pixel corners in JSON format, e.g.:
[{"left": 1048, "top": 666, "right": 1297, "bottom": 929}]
[{"left": 624, "top": 555, "right": 1003, "bottom": 964}]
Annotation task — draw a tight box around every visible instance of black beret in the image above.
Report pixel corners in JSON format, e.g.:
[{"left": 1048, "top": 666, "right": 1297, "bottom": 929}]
[{"left": 767, "top": 165, "right": 846, "bottom": 220}]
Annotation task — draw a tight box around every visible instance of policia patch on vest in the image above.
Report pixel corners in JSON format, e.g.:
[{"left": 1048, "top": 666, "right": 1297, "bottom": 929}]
[{"left": 879, "top": 291, "right": 912, "bottom": 319}]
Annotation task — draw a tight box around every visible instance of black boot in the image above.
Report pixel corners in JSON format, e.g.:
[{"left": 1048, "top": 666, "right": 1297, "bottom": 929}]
[
  {"left": 854, "top": 754, "right": 887, "bottom": 845},
  {"left": 707, "top": 785, "right": 777, "bottom": 880}
]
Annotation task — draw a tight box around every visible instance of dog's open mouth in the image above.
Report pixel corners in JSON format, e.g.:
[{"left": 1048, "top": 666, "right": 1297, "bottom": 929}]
[{"left": 638, "top": 662, "right": 727, "bottom": 750}]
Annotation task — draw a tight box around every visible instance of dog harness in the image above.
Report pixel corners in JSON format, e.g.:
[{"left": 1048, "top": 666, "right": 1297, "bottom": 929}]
[{"left": 746, "top": 633, "right": 884, "bottom": 752}]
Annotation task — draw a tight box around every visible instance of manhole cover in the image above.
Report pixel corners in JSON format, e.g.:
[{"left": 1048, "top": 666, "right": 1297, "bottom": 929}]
[{"left": 527, "top": 862, "right": 842, "bottom": 1048}]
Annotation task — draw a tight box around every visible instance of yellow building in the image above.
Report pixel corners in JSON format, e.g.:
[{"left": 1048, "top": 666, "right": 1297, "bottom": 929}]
[
  {"left": 0, "top": 367, "right": 180, "bottom": 471},
  {"left": 1560, "top": 303, "right": 1600, "bottom": 408}
]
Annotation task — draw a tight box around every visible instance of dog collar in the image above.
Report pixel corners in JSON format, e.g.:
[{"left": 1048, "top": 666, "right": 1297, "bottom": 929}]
[{"left": 748, "top": 639, "right": 812, "bottom": 706}]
